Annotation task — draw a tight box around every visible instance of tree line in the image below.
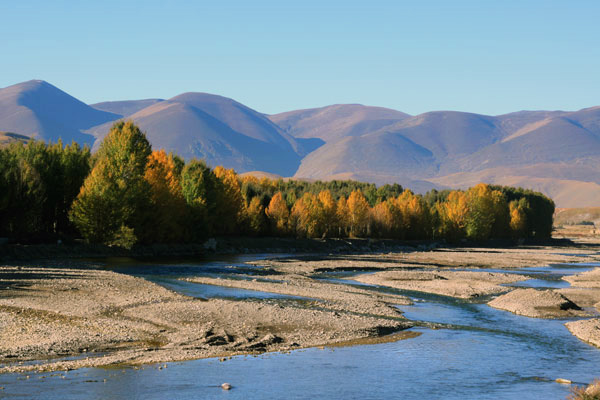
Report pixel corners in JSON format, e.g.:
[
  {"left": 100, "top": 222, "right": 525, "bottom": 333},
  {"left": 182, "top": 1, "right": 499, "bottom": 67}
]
[{"left": 0, "top": 122, "right": 555, "bottom": 247}]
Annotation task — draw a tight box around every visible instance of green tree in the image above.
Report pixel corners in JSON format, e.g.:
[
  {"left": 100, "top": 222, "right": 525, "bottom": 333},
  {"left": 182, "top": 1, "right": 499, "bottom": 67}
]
[
  {"left": 181, "top": 159, "right": 221, "bottom": 240},
  {"left": 465, "top": 184, "right": 507, "bottom": 240},
  {"left": 0, "top": 139, "right": 90, "bottom": 241},
  {"left": 69, "top": 121, "right": 152, "bottom": 247}
]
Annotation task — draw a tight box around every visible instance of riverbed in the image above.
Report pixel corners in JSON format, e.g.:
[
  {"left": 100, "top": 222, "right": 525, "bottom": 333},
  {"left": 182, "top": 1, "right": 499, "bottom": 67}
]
[{"left": 1, "top": 250, "right": 600, "bottom": 399}]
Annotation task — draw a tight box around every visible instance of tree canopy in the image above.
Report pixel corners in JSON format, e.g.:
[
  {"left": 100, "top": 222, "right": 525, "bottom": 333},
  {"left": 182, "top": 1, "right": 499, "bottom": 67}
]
[{"left": 0, "top": 121, "right": 556, "bottom": 246}]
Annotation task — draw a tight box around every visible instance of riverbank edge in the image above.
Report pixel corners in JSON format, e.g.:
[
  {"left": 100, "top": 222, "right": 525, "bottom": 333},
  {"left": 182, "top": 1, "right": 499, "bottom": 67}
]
[{"left": 0, "top": 236, "right": 575, "bottom": 262}]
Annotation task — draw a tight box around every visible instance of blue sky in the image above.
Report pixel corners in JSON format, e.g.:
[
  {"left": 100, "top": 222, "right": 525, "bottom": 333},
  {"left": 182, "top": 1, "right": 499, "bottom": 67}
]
[{"left": 2, "top": 0, "right": 599, "bottom": 115}]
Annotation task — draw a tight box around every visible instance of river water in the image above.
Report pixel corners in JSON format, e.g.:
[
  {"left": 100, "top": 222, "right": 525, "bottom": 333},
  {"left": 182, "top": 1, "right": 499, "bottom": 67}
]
[{"left": 1, "top": 255, "right": 600, "bottom": 399}]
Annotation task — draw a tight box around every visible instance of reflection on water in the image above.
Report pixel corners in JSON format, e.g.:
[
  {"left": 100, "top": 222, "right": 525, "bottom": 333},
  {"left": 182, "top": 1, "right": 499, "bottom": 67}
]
[{"left": 1, "top": 257, "right": 599, "bottom": 399}]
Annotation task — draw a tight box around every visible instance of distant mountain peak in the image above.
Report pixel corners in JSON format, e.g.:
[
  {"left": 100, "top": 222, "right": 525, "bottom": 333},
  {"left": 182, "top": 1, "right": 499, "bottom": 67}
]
[
  {"left": 0, "top": 79, "right": 120, "bottom": 146},
  {"left": 2, "top": 79, "right": 600, "bottom": 207}
]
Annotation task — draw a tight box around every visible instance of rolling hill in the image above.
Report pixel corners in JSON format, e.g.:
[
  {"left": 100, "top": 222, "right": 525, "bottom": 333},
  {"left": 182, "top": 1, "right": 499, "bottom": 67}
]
[
  {"left": 87, "top": 92, "right": 304, "bottom": 176},
  {"left": 90, "top": 99, "right": 164, "bottom": 117},
  {"left": 0, "top": 80, "right": 119, "bottom": 146},
  {"left": 274, "top": 104, "right": 600, "bottom": 207},
  {"left": 269, "top": 104, "right": 409, "bottom": 143},
  {"left": 2, "top": 79, "right": 600, "bottom": 207}
]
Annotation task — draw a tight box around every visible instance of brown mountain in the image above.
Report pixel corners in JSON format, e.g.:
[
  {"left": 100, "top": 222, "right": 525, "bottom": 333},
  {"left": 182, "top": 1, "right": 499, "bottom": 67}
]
[
  {"left": 270, "top": 104, "right": 409, "bottom": 143},
  {"left": 0, "top": 80, "right": 119, "bottom": 146},
  {"left": 88, "top": 93, "right": 304, "bottom": 176},
  {"left": 90, "top": 99, "right": 164, "bottom": 117},
  {"left": 281, "top": 106, "right": 600, "bottom": 207},
  {"left": 2, "top": 79, "right": 599, "bottom": 207}
]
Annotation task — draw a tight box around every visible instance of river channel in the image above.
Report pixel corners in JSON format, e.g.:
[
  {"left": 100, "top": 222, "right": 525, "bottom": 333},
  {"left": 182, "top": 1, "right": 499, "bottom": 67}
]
[{"left": 1, "top": 255, "right": 599, "bottom": 399}]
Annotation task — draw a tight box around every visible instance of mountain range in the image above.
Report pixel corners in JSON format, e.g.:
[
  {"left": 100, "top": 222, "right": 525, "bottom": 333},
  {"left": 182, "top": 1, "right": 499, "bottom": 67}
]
[{"left": 1, "top": 79, "right": 599, "bottom": 208}]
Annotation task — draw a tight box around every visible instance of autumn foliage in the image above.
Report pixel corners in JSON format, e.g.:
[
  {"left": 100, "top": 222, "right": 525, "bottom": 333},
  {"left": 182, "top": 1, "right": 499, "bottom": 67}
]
[{"left": 0, "top": 122, "right": 556, "bottom": 246}]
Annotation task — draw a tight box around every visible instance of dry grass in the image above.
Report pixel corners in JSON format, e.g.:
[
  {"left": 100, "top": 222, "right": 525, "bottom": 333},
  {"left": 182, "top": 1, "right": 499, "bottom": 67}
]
[
  {"left": 568, "top": 379, "right": 600, "bottom": 400},
  {"left": 555, "top": 208, "right": 600, "bottom": 226}
]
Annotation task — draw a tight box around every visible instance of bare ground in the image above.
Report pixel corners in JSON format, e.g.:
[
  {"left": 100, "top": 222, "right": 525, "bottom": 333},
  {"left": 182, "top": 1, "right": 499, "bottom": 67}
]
[
  {"left": 350, "top": 270, "right": 526, "bottom": 299},
  {"left": 183, "top": 274, "right": 411, "bottom": 317},
  {"left": 0, "top": 266, "right": 411, "bottom": 374},
  {"left": 2, "top": 237, "right": 600, "bottom": 373},
  {"left": 566, "top": 319, "right": 600, "bottom": 348},
  {"left": 487, "top": 288, "right": 587, "bottom": 318},
  {"left": 249, "top": 246, "right": 600, "bottom": 274}
]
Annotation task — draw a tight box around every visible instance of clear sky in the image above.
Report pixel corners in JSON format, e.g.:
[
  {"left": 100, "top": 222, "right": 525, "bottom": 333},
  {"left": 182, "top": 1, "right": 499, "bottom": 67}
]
[{"left": 2, "top": 0, "right": 599, "bottom": 115}]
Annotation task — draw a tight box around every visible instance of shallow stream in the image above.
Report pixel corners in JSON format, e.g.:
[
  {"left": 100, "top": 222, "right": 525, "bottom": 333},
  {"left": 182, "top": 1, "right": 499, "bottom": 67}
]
[{"left": 1, "top": 255, "right": 599, "bottom": 399}]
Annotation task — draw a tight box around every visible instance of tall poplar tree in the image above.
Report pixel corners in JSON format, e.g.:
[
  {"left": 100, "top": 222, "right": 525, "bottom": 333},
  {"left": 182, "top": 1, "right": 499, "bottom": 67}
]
[{"left": 69, "top": 121, "right": 152, "bottom": 247}]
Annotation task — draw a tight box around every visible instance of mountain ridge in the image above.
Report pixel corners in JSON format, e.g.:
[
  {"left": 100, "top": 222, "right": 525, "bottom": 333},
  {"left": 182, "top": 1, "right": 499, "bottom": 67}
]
[
  {"left": 87, "top": 92, "right": 303, "bottom": 176},
  {"left": 0, "top": 80, "right": 119, "bottom": 146},
  {"left": 1, "top": 79, "right": 599, "bottom": 207}
]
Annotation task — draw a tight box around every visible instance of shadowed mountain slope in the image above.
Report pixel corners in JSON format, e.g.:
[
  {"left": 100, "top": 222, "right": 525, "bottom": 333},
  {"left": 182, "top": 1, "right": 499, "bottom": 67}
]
[
  {"left": 88, "top": 93, "right": 303, "bottom": 176},
  {"left": 2, "top": 79, "right": 600, "bottom": 206},
  {"left": 293, "top": 111, "right": 505, "bottom": 181},
  {"left": 296, "top": 130, "right": 437, "bottom": 180},
  {"left": 0, "top": 80, "right": 119, "bottom": 146},
  {"left": 282, "top": 106, "right": 600, "bottom": 206}
]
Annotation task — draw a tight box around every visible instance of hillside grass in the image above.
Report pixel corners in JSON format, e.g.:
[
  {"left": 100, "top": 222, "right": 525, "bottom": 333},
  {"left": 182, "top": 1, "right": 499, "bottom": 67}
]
[{"left": 555, "top": 207, "right": 600, "bottom": 226}]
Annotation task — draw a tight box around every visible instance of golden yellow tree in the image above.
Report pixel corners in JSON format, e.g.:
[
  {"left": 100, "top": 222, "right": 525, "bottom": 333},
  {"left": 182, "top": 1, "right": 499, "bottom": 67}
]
[
  {"left": 318, "top": 190, "right": 337, "bottom": 238},
  {"left": 214, "top": 166, "right": 245, "bottom": 234},
  {"left": 336, "top": 197, "right": 350, "bottom": 237},
  {"left": 438, "top": 190, "right": 469, "bottom": 240},
  {"left": 144, "top": 150, "right": 186, "bottom": 242},
  {"left": 290, "top": 192, "right": 320, "bottom": 237},
  {"left": 246, "top": 196, "right": 267, "bottom": 235},
  {"left": 509, "top": 199, "right": 528, "bottom": 238},
  {"left": 392, "top": 190, "right": 429, "bottom": 239},
  {"left": 371, "top": 201, "right": 393, "bottom": 238},
  {"left": 241, "top": 175, "right": 259, "bottom": 186},
  {"left": 266, "top": 191, "right": 290, "bottom": 235},
  {"left": 347, "top": 190, "right": 370, "bottom": 237}
]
